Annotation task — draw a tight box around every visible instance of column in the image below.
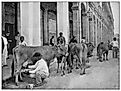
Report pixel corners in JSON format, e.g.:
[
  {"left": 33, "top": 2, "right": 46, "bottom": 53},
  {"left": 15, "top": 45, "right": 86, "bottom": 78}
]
[
  {"left": 44, "top": 9, "right": 49, "bottom": 45},
  {"left": 89, "top": 15, "right": 91, "bottom": 42},
  {"left": 17, "top": 3, "right": 21, "bottom": 34},
  {"left": 95, "top": 17, "right": 97, "bottom": 47},
  {"left": 100, "top": 22, "right": 102, "bottom": 42},
  {"left": 2, "top": 3, "right": 5, "bottom": 32},
  {"left": 72, "top": 2, "right": 80, "bottom": 43},
  {"left": 79, "top": 2, "right": 81, "bottom": 43},
  {"left": 97, "top": 19, "right": 100, "bottom": 45},
  {"left": 90, "top": 14, "right": 94, "bottom": 44},
  {"left": 99, "top": 21, "right": 101, "bottom": 42},
  {"left": 20, "top": 2, "right": 41, "bottom": 46},
  {"left": 57, "top": 2, "right": 69, "bottom": 44},
  {"left": 86, "top": 14, "right": 89, "bottom": 42},
  {"left": 86, "top": 3, "right": 90, "bottom": 42}
]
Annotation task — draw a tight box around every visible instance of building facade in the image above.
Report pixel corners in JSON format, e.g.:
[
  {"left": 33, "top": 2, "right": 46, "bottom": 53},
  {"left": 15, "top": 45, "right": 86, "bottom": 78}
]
[{"left": 2, "top": 2, "right": 114, "bottom": 53}]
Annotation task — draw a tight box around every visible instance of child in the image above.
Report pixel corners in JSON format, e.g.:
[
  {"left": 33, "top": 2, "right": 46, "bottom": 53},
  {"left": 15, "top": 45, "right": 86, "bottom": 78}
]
[
  {"left": 19, "top": 36, "right": 27, "bottom": 46},
  {"left": 15, "top": 32, "right": 20, "bottom": 46},
  {"left": 110, "top": 37, "right": 119, "bottom": 58},
  {"left": 81, "top": 37, "right": 86, "bottom": 44},
  {"left": 27, "top": 52, "right": 49, "bottom": 87}
]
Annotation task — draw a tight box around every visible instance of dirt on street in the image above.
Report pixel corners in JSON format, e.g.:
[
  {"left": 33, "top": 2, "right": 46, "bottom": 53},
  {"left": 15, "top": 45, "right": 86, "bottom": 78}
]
[{"left": 2, "top": 51, "right": 120, "bottom": 89}]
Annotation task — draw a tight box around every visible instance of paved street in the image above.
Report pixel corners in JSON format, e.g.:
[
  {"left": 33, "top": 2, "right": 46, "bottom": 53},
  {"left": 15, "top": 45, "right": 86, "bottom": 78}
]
[{"left": 2, "top": 50, "right": 120, "bottom": 89}]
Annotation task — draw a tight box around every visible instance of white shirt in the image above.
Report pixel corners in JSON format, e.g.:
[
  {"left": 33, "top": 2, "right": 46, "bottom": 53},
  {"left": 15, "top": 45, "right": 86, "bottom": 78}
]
[
  {"left": 19, "top": 41, "right": 27, "bottom": 46},
  {"left": 29, "top": 59, "right": 49, "bottom": 76},
  {"left": 111, "top": 41, "right": 118, "bottom": 47},
  {"left": 81, "top": 39, "right": 86, "bottom": 43},
  {"left": 2, "top": 36, "right": 8, "bottom": 45}
]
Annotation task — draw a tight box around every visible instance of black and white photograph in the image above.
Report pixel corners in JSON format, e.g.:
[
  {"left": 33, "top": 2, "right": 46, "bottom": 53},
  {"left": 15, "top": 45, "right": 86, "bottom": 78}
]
[{"left": 1, "top": 1, "right": 120, "bottom": 89}]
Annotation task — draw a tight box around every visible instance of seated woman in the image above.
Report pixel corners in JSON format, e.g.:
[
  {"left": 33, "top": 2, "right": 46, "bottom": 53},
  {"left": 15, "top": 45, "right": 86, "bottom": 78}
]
[{"left": 24, "top": 52, "right": 49, "bottom": 87}]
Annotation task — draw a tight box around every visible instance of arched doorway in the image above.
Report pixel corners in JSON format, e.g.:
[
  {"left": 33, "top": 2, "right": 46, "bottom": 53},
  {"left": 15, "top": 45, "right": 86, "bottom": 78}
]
[{"left": 41, "top": 2, "right": 57, "bottom": 45}]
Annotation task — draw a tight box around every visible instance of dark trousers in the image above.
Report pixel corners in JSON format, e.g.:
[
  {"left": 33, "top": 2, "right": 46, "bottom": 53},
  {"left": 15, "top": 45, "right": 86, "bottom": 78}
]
[{"left": 112, "top": 47, "right": 119, "bottom": 58}]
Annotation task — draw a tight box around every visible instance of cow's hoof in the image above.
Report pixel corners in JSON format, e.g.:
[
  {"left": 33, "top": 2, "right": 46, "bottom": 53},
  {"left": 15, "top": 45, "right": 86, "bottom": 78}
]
[
  {"left": 103, "top": 59, "right": 105, "bottom": 61},
  {"left": 99, "top": 60, "right": 103, "bottom": 62},
  {"left": 63, "top": 72, "right": 65, "bottom": 75},
  {"left": 68, "top": 70, "right": 72, "bottom": 74},
  {"left": 61, "top": 74, "right": 64, "bottom": 76},
  {"left": 70, "top": 70, "right": 72, "bottom": 73},
  {"left": 19, "top": 79, "right": 24, "bottom": 82},
  {"left": 80, "top": 73, "right": 85, "bottom": 75},
  {"left": 15, "top": 83, "right": 19, "bottom": 86},
  {"left": 76, "top": 67, "right": 79, "bottom": 69}
]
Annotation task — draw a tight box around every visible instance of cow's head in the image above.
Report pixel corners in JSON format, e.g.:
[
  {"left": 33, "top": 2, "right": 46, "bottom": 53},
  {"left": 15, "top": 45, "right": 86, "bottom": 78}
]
[{"left": 56, "top": 44, "right": 68, "bottom": 57}]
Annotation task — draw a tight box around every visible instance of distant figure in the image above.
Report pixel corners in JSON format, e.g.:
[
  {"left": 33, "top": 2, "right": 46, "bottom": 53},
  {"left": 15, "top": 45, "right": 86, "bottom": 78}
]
[
  {"left": 110, "top": 37, "right": 119, "bottom": 58},
  {"left": 57, "top": 32, "right": 66, "bottom": 46},
  {"left": 50, "top": 36, "right": 55, "bottom": 46},
  {"left": 15, "top": 32, "right": 20, "bottom": 46},
  {"left": 19, "top": 36, "right": 27, "bottom": 46},
  {"left": 81, "top": 37, "right": 86, "bottom": 44},
  {"left": 2, "top": 35, "right": 8, "bottom": 66},
  {"left": 107, "top": 40, "right": 112, "bottom": 50},
  {"left": 69, "top": 36, "right": 77, "bottom": 44}
]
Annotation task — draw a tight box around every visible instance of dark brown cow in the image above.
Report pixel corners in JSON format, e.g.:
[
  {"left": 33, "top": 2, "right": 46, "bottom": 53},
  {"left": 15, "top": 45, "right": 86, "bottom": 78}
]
[
  {"left": 97, "top": 42, "right": 111, "bottom": 62},
  {"left": 61, "top": 43, "right": 88, "bottom": 75},
  {"left": 12, "top": 45, "right": 66, "bottom": 85}
]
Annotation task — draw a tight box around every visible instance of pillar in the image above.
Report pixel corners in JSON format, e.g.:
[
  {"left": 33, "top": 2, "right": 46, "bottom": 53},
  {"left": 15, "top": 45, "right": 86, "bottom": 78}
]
[
  {"left": 86, "top": 2, "right": 90, "bottom": 42},
  {"left": 86, "top": 14, "right": 89, "bottom": 42},
  {"left": 57, "top": 2, "right": 69, "bottom": 44},
  {"left": 101, "top": 22, "right": 102, "bottom": 42},
  {"left": 44, "top": 9, "right": 49, "bottom": 45},
  {"left": 95, "top": 17, "right": 97, "bottom": 46},
  {"left": 89, "top": 15, "right": 91, "bottom": 42},
  {"left": 79, "top": 2, "right": 82, "bottom": 43},
  {"left": 97, "top": 19, "right": 100, "bottom": 45},
  {"left": 20, "top": 2, "right": 41, "bottom": 46},
  {"left": 2, "top": 3, "right": 5, "bottom": 32},
  {"left": 17, "top": 3, "right": 21, "bottom": 34},
  {"left": 90, "top": 14, "right": 94, "bottom": 44}
]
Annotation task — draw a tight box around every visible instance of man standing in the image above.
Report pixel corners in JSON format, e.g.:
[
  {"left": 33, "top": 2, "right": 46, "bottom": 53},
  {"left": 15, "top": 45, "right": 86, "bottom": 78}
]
[
  {"left": 110, "top": 37, "right": 119, "bottom": 58},
  {"left": 57, "top": 32, "right": 66, "bottom": 46},
  {"left": 50, "top": 36, "right": 55, "bottom": 46},
  {"left": 2, "top": 34, "right": 8, "bottom": 66},
  {"left": 15, "top": 32, "right": 20, "bottom": 46}
]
